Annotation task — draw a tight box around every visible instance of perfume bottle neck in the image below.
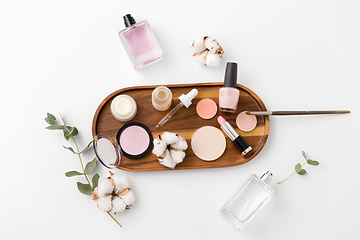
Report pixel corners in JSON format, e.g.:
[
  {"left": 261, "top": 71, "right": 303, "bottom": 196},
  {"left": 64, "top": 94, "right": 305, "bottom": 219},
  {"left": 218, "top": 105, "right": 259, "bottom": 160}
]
[
  {"left": 124, "top": 14, "right": 136, "bottom": 27},
  {"left": 260, "top": 171, "right": 273, "bottom": 184}
]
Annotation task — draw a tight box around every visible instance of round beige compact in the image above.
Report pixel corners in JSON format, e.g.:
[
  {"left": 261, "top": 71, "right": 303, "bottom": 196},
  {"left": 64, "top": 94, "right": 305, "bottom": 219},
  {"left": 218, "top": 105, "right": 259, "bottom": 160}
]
[
  {"left": 236, "top": 111, "right": 257, "bottom": 132},
  {"left": 191, "top": 126, "right": 226, "bottom": 161}
]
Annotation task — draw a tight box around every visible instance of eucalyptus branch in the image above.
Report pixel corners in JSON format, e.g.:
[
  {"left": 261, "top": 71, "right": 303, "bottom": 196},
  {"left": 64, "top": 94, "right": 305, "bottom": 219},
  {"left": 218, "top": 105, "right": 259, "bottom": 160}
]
[
  {"left": 45, "top": 112, "right": 97, "bottom": 194},
  {"left": 45, "top": 112, "right": 122, "bottom": 227},
  {"left": 61, "top": 115, "right": 92, "bottom": 188},
  {"left": 277, "top": 151, "right": 320, "bottom": 184}
]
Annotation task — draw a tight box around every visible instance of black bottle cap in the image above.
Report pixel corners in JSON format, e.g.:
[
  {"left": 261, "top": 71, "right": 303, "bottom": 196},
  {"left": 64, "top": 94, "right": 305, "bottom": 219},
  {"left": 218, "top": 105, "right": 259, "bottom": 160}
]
[
  {"left": 223, "top": 62, "right": 238, "bottom": 87},
  {"left": 123, "top": 14, "right": 136, "bottom": 27}
]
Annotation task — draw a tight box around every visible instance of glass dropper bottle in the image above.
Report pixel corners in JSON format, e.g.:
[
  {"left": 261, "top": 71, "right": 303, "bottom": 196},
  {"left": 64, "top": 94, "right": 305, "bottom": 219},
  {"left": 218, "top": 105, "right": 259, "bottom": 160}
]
[{"left": 156, "top": 88, "right": 198, "bottom": 128}]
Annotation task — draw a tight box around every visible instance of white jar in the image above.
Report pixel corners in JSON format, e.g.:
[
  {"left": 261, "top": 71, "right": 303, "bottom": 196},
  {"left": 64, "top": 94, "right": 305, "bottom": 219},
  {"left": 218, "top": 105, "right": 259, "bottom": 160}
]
[{"left": 110, "top": 94, "right": 137, "bottom": 122}]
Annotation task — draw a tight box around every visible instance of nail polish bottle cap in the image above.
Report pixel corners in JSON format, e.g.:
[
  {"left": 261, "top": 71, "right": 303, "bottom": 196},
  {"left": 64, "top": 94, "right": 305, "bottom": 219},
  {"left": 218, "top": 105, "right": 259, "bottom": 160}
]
[
  {"left": 223, "top": 62, "right": 238, "bottom": 88},
  {"left": 179, "top": 88, "right": 198, "bottom": 108},
  {"left": 123, "top": 14, "right": 136, "bottom": 27}
]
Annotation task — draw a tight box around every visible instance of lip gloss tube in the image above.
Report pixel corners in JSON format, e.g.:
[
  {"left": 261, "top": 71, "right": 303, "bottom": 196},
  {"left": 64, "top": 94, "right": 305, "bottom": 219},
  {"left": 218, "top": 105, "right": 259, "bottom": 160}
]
[{"left": 217, "top": 116, "right": 252, "bottom": 155}]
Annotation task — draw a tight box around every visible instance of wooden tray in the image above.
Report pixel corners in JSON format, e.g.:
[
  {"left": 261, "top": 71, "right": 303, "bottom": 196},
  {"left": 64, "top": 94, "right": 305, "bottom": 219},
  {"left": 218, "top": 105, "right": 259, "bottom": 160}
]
[{"left": 92, "top": 82, "right": 270, "bottom": 171}]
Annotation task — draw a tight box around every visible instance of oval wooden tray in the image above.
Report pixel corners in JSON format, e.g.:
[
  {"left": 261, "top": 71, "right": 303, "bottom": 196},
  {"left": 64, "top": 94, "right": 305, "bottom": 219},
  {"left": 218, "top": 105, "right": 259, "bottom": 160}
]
[{"left": 92, "top": 82, "right": 270, "bottom": 171}]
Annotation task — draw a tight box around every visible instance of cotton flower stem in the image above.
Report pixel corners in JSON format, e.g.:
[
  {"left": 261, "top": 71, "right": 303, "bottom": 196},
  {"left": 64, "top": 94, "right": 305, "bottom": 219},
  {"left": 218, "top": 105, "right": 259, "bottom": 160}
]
[
  {"left": 107, "top": 212, "right": 122, "bottom": 227},
  {"left": 277, "top": 161, "right": 307, "bottom": 184}
]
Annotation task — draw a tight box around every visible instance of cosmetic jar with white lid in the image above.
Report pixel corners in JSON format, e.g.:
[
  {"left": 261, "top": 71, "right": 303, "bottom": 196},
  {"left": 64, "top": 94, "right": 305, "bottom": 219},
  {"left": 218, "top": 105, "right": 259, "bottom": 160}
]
[{"left": 110, "top": 94, "right": 137, "bottom": 122}]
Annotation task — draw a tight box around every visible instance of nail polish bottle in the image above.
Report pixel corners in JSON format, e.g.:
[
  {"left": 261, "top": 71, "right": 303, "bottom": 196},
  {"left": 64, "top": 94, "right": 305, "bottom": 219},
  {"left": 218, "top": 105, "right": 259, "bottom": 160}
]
[
  {"left": 219, "top": 62, "right": 240, "bottom": 113},
  {"left": 118, "top": 14, "right": 163, "bottom": 69},
  {"left": 219, "top": 171, "right": 274, "bottom": 230}
]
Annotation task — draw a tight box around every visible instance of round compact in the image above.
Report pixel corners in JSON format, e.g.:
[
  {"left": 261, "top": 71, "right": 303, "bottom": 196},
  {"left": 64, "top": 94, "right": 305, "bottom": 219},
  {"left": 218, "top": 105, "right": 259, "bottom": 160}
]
[
  {"left": 93, "top": 133, "right": 121, "bottom": 169},
  {"left": 116, "top": 122, "right": 153, "bottom": 159},
  {"left": 236, "top": 111, "right": 257, "bottom": 132},
  {"left": 191, "top": 126, "right": 226, "bottom": 161},
  {"left": 110, "top": 94, "right": 137, "bottom": 122},
  {"left": 196, "top": 98, "right": 218, "bottom": 119}
]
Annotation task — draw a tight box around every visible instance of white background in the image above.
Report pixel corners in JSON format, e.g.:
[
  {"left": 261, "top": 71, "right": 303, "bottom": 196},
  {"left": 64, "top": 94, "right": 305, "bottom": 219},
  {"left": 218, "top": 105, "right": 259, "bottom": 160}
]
[{"left": 1, "top": 0, "right": 359, "bottom": 239}]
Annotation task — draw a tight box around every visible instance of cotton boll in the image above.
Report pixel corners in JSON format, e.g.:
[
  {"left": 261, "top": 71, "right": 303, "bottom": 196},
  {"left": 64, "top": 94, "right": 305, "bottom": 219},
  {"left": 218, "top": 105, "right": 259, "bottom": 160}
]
[
  {"left": 158, "top": 149, "right": 170, "bottom": 164},
  {"left": 205, "top": 53, "right": 222, "bottom": 68},
  {"left": 120, "top": 189, "right": 136, "bottom": 207},
  {"left": 193, "top": 51, "right": 208, "bottom": 65},
  {"left": 190, "top": 36, "right": 206, "bottom": 53},
  {"left": 152, "top": 138, "right": 167, "bottom": 157},
  {"left": 161, "top": 132, "right": 179, "bottom": 145},
  {"left": 110, "top": 196, "right": 127, "bottom": 214},
  {"left": 204, "top": 37, "right": 218, "bottom": 54},
  {"left": 170, "top": 149, "right": 186, "bottom": 164},
  {"left": 96, "top": 178, "right": 114, "bottom": 198},
  {"left": 153, "top": 132, "right": 187, "bottom": 169},
  {"left": 170, "top": 136, "right": 188, "bottom": 150},
  {"left": 112, "top": 174, "right": 130, "bottom": 194},
  {"left": 97, "top": 195, "right": 112, "bottom": 212},
  {"left": 190, "top": 35, "right": 223, "bottom": 67},
  {"left": 159, "top": 149, "right": 176, "bottom": 169},
  {"left": 93, "top": 172, "right": 135, "bottom": 215},
  {"left": 162, "top": 160, "right": 176, "bottom": 169}
]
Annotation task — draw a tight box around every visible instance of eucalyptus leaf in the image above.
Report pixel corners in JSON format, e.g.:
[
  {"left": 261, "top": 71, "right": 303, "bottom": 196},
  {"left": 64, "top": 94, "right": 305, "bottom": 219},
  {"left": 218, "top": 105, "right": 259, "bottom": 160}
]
[
  {"left": 77, "top": 182, "right": 93, "bottom": 195},
  {"left": 297, "top": 169, "right": 307, "bottom": 175},
  {"left": 46, "top": 125, "right": 65, "bottom": 130},
  {"left": 307, "top": 159, "right": 320, "bottom": 166},
  {"left": 72, "top": 127, "right": 78, "bottom": 136},
  {"left": 302, "top": 151, "right": 307, "bottom": 159},
  {"left": 63, "top": 126, "right": 78, "bottom": 141},
  {"left": 85, "top": 158, "right": 97, "bottom": 175},
  {"left": 79, "top": 141, "right": 93, "bottom": 154},
  {"left": 63, "top": 126, "right": 73, "bottom": 140},
  {"left": 295, "top": 163, "right": 302, "bottom": 173},
  {"left": 45, "top": 113, "right": 57, "bottom": 125},
  {"left": 92, "top": 173, "right": 100, "bottom": 189},
  {"left": 63, "top": 145, "right": 76, "bottom": 154},
  {"left": 65, "top": 171, "right": 84, "bottom": 177}
]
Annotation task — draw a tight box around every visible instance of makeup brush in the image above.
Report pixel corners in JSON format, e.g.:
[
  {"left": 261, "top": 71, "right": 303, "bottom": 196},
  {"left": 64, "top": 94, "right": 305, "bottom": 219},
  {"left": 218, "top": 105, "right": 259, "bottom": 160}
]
[{"left": 245, "top": 110, "right": 350, "bottom": 116}]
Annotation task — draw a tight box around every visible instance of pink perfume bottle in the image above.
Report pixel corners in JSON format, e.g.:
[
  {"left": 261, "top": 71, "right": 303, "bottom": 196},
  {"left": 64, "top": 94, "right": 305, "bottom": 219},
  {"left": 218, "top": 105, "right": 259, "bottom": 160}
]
[
  {"left": 119, "top": 14, "right": 163, "bottom": 69},
  {"left": 219, "top": 62, "right": 240, "bottom": 113}
]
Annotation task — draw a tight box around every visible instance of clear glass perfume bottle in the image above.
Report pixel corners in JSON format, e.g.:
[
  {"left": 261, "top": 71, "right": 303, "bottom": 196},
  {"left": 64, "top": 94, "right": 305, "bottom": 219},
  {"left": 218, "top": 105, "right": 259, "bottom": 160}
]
[
  {"left": 219, "top": 171, "right": 274, "bottom": 230},
  {"left": 118, "top": 14, "right": 163, "bottom": 69}
]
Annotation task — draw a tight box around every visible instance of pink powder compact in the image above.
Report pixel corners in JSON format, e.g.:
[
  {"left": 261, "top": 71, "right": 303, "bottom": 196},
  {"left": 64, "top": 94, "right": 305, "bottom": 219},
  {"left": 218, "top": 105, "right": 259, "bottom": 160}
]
[
  {"left": 116, "top": 122, "right": 153, "bottom": 159},
  {"left": 196, "top": 98, "right": 218, "bottom": 119},
  {"left": 236, "top": 111, "right": 257, "bottom": 132}
]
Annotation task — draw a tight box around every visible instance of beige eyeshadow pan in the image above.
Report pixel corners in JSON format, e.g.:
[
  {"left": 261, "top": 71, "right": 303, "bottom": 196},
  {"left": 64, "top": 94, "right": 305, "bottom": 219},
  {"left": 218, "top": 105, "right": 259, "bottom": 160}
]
[
  {"left": 191, "top": 126, "right": 226, "bottom": 161},
  {"left": 236, "top": 111, "right": 257, "bottom": 132}
]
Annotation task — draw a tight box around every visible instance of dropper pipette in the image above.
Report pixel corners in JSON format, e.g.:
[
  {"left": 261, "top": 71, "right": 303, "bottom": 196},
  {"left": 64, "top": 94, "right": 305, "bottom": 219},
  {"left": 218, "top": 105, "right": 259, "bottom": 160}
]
[{"left": 156, "top": 88, "right": 198, "bottom": 128}]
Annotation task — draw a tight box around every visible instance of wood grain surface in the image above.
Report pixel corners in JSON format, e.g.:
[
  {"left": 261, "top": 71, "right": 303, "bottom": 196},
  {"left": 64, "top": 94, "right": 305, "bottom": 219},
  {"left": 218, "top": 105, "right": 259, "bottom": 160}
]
[{"left": 92, "top": 82, "right": 270, "bottom": 171}]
